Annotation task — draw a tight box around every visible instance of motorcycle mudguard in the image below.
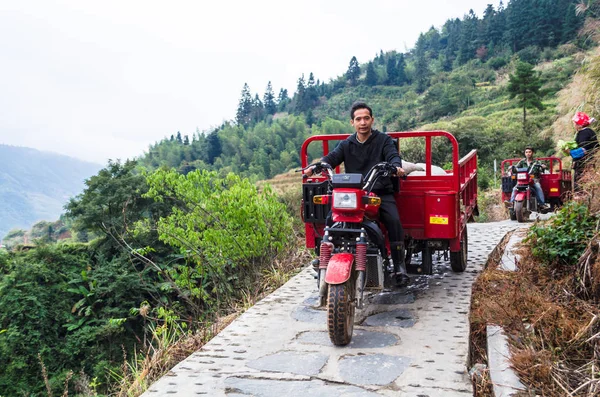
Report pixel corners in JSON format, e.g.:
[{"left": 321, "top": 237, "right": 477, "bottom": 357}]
[
  {"left": 514, "top": 192, "right": 527, "bottom": 202},
  {"left": 324, "top": 253, "right": 354, "bottom": 285}
]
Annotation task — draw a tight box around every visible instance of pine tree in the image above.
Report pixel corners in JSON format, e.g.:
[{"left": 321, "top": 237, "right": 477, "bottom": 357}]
[
  {"left": 294, "top": 74, "right": 307, "bottom": 113},
  {"left": 206, "top": 130, "right": 221, "bottom": 164},
  {"left": 396, "top": 53, "right": 407, "bottom": 85},
  {"left": 183, "top": 135, "right": 190, "bottom": 145},
  {"left": 505, "top": 0, "right": 535, "bottom": 52},
  {"left": 507, "top": 61, "right": 544, "bottom": 127},
  {"left": 365, "top": 62, "right": 377, "bottom": 86},
  {"left": 457, "top": 9, "right": 479, "bottom": 64},
  {"left": 277, "top": 88, "right": 290, "bottom": 112},
  {"left": 306, "top": 72, "right": 318, "bottom": 107},
  {"left": 488, "top": 1, "right": 506, "bottom": 49},
  {"left": 423, "top": 27, "right": 441, "bottom": 59},
  {"left": 251, "top": 94, "right": 264, "bottom": 123},
  {"left": 440, "top": 18, "right": 462, "bottom": 71},
  {"left": 346, "top": 56, "right": 360, "bottom": 86},
  {"left": 306, "top": 109, "right": 315, "bottom": 127},
  {"left": 236, "top": 83, "right": 253, "bottom": 125},
  {"left": 413, "top": 35, "right": 430, "bottom": 92},
  {"left": 176, "top": 131, "right": 183, "bottom": 144},
  {"left": 263, "top": 81, "right": 277, "bottom": 115},
  {"left": 386, "top": 56, "right": 398, "bottom": 85}
]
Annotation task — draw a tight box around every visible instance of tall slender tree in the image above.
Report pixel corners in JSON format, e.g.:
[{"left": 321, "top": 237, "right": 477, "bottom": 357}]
[
  {"left": 365, "top": 62, "right": 377, "bottom": 86},
  {"left": 457, "top": 9, "right": 479, "bottom": 64},
  {"left": 346, "top": 56, "right": 361, "bottom": 86},
  {"left": 263, "top": 81, "right": 277, "bottom": 115},
  {"left": 251, "top": 94, "right": 264, "bottom": 123},
  {"left": 386, "top": 57, "right": 398, "bottom": 85},
  {"left": 507, "top": 61, "right": 544, "bottom": 127},
  {"left": 206, "top": 130, "right": 221, "bottom": 164},
  {"left": 306, "top": 72, "right": 318, "bottom": 107},
  {"left": 294, "top": 74, "right": 307, "bottom": 113},
  {"left": 396, "top": 53, "right": 407, "bottom": 85},
  {"left": 236, "top": 83, "right": 253, "bottom": 125},
  {"left": 413, "top": 35, "right": 430, "bottom": 92},
  {"left": 277, "top": 88, "right": 290, "bottom": 111}
]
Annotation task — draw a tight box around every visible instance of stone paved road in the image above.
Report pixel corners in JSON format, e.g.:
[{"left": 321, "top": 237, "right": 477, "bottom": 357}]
[{"left": 143, "top": 221, "right": 521, "bottom": 397}]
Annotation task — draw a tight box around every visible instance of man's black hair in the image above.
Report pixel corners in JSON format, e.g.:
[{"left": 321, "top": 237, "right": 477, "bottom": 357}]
[
  {"left": 350, "top": 101, "right": 373, "bottom": 119},
  {"left": 525, "top": 146, "right": 535, "bottom": 153}
]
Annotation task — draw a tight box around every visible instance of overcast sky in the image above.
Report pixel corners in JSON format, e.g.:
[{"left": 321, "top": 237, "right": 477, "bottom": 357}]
[{"left": 0, "top": 0, "right": 499, "bottom": 165}]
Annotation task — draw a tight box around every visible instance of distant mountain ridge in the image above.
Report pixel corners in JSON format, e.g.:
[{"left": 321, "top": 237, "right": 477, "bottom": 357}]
[{"left": 0, "top": 144, "right": 101, "bottom": 239}]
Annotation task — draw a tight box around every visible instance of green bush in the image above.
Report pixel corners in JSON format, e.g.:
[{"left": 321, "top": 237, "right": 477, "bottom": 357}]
[
  {"left": 0, "top": 244, "right": 161, "bottom": 395},
  {"left": 144, "top": 169, "right": 295, "bottom": 306},
  {"left": 517, "top": 45, "right": 541, "bottom": 65},
  {"left": 526, "top": 202, "right": 597, "bottom": 266}
]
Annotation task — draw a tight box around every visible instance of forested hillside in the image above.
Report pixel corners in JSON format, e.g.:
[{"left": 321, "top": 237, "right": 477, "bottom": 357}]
[
  {"left": 139, "top": 0, "right": 592, "bottom": 184},
  {"left": 0, "top": 145, "right": 101, "bottom": 240}
]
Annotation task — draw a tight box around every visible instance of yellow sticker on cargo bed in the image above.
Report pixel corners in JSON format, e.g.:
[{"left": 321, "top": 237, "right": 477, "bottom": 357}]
[
  {"left": 430, "top": 216, "right": 449, "bottom": 225},
  {"left": 550, "top": 188, "right": 558, "bottom": 192}
]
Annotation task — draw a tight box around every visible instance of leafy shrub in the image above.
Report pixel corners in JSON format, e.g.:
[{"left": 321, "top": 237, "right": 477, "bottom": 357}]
[
  {"left": 517, "top": 45, "right": 541, "bottom": 65},
  {"left": 526, "top": 202, "right": 597, "bottom": 266},
  {"left": 487, "top": 56, "right": 509, "bottom": 70},
  {"left": 144, "top": 169, "right": 294, "bottom": 306}
]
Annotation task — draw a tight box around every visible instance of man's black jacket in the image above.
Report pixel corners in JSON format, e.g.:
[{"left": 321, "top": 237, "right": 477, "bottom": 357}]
[{"left": 321, "top": 129, "right": 402, "bottom": 194}]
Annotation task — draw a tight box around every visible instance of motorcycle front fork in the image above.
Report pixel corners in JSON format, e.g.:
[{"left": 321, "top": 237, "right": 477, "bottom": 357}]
[{"left": 318, "top": 269, "right": 366, "bottom": 309}]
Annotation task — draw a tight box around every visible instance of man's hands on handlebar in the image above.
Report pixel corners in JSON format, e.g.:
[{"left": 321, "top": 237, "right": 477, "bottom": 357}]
[
  {"left": 300, "top": 162, "right": 405, "bottom": 177},
  {"left": 299, "top": 162, "right": 331, "bottom": 177}
]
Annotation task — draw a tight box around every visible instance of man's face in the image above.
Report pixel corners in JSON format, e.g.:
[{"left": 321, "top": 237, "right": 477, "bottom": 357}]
[
  {"left": 351, "top": 108, "right": 374, "bottom": 134},
  {"left": 525, "top": 149, "right": 533, "bottom": 159}
]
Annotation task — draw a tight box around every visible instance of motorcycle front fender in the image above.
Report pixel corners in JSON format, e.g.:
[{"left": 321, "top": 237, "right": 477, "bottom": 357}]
[
  {"left": 514, "top": 191, "right": 527, "bottom": 202},
  {"left": 324, "top": 253, "right": 354, "bottom": 285}
]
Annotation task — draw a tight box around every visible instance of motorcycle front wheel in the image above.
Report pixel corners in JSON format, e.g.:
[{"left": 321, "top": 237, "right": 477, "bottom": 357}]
[
  {"left": 327, "top": 281, "right": 355, "bottom": 346},
  {"left": 515, "top": 200, "right": 525, "bottom": 223}
]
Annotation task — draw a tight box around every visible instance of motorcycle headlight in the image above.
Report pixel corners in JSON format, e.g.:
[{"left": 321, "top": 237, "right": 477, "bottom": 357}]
[
  {"left": 517, "top": 173, "right": 528, "bottom": 180},
  {"left": 333, "top": 192, "right": 358, "bottom": 209}
]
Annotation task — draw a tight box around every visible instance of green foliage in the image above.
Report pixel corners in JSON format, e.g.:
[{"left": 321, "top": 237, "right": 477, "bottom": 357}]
[
  {"left": 65, "top": 160, "right": 155, "bottom": 240},
  {"left": 516, "top": 45, "right": 542, "bottom": 64},
  {"left": 144, "top": 169, "right": 294, "bottom": 306},
  {"left": 487, "top": 56, "right": 509, "bottom": 70},
  {"left": 527, "top": 202, "right": 598, "bottom": 266},
  {"left": 0, "top": 240, "right": 172, "bottom": 395}
]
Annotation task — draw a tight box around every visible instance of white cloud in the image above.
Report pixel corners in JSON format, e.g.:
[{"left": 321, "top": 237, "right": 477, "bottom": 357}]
[{"left": 0, "top": 0, "right": 498, "bottom": 164}]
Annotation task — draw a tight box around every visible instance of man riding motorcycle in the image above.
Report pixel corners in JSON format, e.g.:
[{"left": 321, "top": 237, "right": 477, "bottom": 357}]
[
  {"left": 504, "top": 146, "right": 550, "bottom": 210},
  {"left": 305, "top": 101, "right": 409, "bottom": 286}
]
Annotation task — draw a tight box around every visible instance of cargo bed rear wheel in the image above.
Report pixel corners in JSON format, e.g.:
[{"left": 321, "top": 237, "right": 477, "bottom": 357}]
[
  {"left": 450, "top": 227, "right": 468, "bottom": 272},
  {"left": 421, "top": 245, "right": 433, "bottom": 275}
]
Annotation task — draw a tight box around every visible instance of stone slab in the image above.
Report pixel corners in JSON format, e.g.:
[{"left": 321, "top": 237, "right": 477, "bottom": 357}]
[{"left": 487, "top": 325, "right": 527, "bottom": 396}]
